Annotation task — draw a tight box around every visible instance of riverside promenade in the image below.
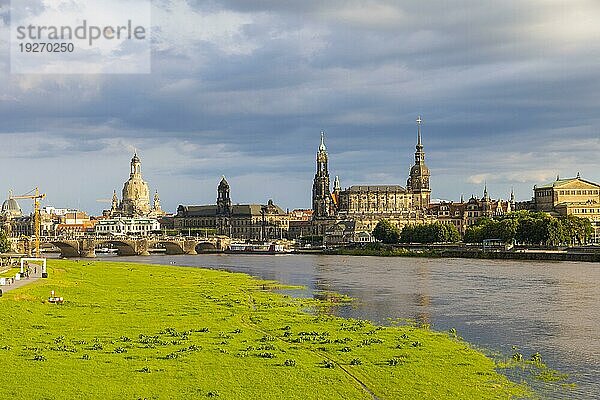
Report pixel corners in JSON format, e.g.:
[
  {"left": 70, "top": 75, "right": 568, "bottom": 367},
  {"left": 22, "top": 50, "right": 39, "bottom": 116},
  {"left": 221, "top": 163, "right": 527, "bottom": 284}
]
[{"left": 0, "top": 269, "right": 41, "bottom": 294}]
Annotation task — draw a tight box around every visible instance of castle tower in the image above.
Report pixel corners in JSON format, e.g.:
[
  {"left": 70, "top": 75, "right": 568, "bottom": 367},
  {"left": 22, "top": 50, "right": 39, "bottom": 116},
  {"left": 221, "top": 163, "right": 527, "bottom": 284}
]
[
  {"left": 409, "top": 116, "right": 431, "bottom": 209},
  {"left": 217, "top": 176, "right": 232, "bottom": 216},
  {"left": 312, "top": 131, "right": 333, "bottom": 218}
]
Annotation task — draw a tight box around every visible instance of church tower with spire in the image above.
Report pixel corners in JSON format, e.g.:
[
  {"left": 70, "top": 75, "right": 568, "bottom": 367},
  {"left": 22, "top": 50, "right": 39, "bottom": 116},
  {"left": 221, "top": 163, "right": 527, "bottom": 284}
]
[
  {"left": 482, "top": 182, "right": 492, "bottom": 215},
  {"left": 510, "top": 188, "right": 515, "bottom": 211},
  {"left": 312, "top": 131, "right": 333, "bottom": 218},
  {"left": 111, "top": 190, "right": 119, "bottom": 213},
  {"left": 409, "top": 116, "right": 431, "bottom": 209},
  {"left": 217, "top": 176, "right": 232, "bottom": 216},
  {"left": 152, "top": 191, "right": 163, "bottom": 215}
]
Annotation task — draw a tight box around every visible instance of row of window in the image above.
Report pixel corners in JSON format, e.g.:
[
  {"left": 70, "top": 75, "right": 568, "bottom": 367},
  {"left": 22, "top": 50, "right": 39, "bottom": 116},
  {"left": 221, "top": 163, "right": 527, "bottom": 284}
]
[
  {"left": 536, "top": 190, "right": 553, "bottom": 197},
  {"left": 96, "top": 224, "right": 156, "bottom": 231},
  {"left": 538, "top": 189, "right": 599, "bottom": 197},
  {"left": 572, "top": 208, "right": 600, "bottom": 214},
  {"left": 181, "top": 218, "right": 284, "bottom": 228},
  {"left": 560, "top": 190, "right": 599, "bottom": 196}
]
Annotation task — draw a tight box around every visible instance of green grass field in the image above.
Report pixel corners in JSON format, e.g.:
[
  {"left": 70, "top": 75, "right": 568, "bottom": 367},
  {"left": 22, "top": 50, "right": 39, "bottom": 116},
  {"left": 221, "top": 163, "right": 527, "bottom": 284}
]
[
  {"left": 0, "top": 260, "right": 531, "bottom": 399},
  {"left": 0, "top": 266, "right": 21, "bottom": 279}
]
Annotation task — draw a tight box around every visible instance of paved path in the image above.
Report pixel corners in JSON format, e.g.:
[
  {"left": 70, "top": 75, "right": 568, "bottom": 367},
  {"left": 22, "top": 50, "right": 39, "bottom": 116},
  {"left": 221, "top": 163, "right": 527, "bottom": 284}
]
[{"left": 0, "top": 270, "right": 41, "bottom": 294}]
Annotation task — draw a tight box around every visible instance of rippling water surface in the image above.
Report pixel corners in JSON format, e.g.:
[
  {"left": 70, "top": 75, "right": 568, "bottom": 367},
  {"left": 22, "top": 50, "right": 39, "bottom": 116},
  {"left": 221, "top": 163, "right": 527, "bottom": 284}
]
[{"left": 110, "top": 254, "right": 600, "bottom": 399}]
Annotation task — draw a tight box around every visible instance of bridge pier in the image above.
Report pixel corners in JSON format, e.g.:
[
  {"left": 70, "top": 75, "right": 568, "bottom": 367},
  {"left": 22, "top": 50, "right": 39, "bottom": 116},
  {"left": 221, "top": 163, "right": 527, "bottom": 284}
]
[
  {"left": 80, "top": 239, "right": 97, "bottom": 258},
  {"left": 184, "top": 240, "right": 197, "bottom": 255},
  {"left": 81, "top": 249, "right": 97, "bottom": 258},
  {"left": 136, "top": 239, "right": 150, "bottom": 256},
  {"left": 217, "top": 238, "right": 231, "bottom": 252}
]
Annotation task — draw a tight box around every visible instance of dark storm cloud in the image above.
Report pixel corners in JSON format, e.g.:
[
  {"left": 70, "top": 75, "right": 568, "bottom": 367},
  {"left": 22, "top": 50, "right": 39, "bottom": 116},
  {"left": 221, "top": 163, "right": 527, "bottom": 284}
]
[{"left": 1, "top": 0, "right": 599, "bottom": 212}]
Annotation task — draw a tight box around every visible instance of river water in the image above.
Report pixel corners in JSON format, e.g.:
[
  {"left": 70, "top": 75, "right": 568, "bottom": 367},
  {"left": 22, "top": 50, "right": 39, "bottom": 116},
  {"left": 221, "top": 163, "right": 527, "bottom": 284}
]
[{"left": 109, "top": 254, "right": 599, "bottom": 399}]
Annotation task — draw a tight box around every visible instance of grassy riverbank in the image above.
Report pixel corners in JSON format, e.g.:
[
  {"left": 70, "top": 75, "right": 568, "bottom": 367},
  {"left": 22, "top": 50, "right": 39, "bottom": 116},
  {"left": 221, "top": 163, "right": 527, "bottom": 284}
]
[{"left": 0, "top": 260, "right": 530, "bottom": 399}]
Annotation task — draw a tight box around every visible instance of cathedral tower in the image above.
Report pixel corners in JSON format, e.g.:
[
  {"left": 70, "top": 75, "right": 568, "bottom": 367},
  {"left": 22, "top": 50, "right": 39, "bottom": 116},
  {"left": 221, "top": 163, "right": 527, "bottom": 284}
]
[
  {"left": 312, "top": 131, "right": 333, "bottom": 218},
  {"left": 217, "top": 176, "right": 232, "bottom": 216},
  {"left": 409, "top": 116, "right": 431, "bottom": 209}
]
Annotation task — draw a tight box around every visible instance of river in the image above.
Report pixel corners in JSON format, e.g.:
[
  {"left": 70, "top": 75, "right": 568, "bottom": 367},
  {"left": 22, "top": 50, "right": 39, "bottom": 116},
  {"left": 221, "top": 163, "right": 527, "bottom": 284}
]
[{"left": 107, "top": 254, "right": 599, "bottom": 399}]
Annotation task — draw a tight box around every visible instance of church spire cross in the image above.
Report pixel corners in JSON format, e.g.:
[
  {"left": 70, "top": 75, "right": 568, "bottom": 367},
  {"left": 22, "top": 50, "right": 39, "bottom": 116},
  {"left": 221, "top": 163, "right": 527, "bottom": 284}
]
[{"left": 416, "top": 115, "right": 423, "bottom": 147}]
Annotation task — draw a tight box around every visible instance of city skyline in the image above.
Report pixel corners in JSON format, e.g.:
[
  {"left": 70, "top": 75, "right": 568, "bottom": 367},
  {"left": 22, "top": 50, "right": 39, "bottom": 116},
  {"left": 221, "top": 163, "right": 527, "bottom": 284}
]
[
  {"left": 1, "top": 131, "right": 592, "bottom": 216},
  {"left": 1, "top": 1, "right": 599, "bottom": 213}
]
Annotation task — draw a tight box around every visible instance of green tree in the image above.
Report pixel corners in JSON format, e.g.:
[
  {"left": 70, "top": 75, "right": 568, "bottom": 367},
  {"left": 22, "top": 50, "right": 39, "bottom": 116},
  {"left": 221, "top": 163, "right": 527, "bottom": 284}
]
[
  {"left": 464, "top": 210, "right": 592, "bottom": 246},
  {"left": 400, "top": 222, "right": 460, "bottom": 244},
  {"left": 464, "top": 225, "right": 484, "bottom": 243},
  {"left": 372, "top": 219, "right": 400, "bottom": 244},
  {"left": 442, "top": 223, "right": 461, "bottom": 242},
  {"left": 515, "top": 217, "right": 536, "bottom": 244},
  {"left": 0, "top": 229, "right": 12, "bottom": 253},
  {"left": 560, "top": 215, "right": 593, "bottom": 245},
  {"left": 495, "top": 219, "right": 518, "bottom": 243}
]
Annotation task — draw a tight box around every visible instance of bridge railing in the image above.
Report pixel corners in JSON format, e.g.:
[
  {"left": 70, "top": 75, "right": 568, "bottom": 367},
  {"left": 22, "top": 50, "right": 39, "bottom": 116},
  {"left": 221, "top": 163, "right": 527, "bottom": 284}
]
[{"left": 38, "top": 234, "right": 225, "bottom": 242}]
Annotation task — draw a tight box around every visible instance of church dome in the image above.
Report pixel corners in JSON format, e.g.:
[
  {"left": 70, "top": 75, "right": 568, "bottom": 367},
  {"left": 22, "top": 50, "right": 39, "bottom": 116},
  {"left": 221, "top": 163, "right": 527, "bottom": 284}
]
[
  {"left": 2, "top": 198, "right": 22, "bottom": 217},
  {"left": 123, "top": 178, "right": 150, "bottom": 201}
]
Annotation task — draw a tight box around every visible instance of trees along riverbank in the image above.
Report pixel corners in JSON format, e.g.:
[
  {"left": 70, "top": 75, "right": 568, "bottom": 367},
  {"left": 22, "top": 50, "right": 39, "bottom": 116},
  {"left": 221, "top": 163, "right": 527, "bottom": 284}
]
[
  {"left": 464, "top": 211, "right": 592, "bottom": 246},
  {"left": 372, "top": 211, "right": 593, "bottom": 247},
  {"left": 0, "top": 260, "right": 533, "bottom": 399},
  {"left": 373, "top": 219, "right": 461, "bottom": 245}
]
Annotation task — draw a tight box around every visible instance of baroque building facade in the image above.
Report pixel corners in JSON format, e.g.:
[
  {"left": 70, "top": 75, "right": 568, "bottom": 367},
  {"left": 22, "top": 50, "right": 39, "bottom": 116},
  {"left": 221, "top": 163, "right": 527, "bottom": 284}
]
[
  {"left": 517, "top": 174, "right": 600, "bottom": 242},
  {"left": 428, "top": 185, "right": 514, "bottom": 235},
  {"left": 107, "top": 153, "right": 165, "bottom": 218},
  {"left": 311, "top": 117, "right": 434, "bottom": 238},
  {"left": 174, "top": 177, "right": 289, "bottom": 240}
]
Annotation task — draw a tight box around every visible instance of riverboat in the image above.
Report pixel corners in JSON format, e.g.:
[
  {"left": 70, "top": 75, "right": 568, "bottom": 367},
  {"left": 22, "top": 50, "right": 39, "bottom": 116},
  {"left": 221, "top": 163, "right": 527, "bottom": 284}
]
[{"left": 226, "top": 242, "right": 287, "bottom": 254}]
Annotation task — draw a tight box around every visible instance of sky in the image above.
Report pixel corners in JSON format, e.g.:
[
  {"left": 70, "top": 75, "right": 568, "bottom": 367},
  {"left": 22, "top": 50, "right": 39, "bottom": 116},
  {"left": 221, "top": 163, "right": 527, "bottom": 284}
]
[{"left": 0, "top": 0, "right": 599, "bottom": 215}]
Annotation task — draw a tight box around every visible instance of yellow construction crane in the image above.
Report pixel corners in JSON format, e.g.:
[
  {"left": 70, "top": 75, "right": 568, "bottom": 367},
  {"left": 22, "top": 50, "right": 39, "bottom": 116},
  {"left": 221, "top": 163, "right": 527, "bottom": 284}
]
[{"left": 12, "top": 188, "right": 46, "bottom": 258}]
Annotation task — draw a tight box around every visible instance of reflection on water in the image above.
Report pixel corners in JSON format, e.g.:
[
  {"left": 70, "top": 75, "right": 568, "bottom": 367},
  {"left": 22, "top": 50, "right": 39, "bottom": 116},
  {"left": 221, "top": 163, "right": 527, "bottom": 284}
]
[{"left": 108, "top": 254, "right": 599, "bottom": 399}]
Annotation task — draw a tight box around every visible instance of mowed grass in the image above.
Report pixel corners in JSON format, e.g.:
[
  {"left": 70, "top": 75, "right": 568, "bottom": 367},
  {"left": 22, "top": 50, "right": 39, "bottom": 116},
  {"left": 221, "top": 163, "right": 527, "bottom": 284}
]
[
  {"left": 0, "top": 266, "right": 21, "bottom": 278},
  {"left": 0, "top": 260, "right": 530, "bottom": 399}
]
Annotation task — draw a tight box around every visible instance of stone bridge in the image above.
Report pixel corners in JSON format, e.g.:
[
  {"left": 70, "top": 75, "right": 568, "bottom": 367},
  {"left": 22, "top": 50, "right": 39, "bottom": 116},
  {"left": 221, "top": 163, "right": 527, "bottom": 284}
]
[{"left": 30, "top": 236, "right": 231, "bottom": 258}]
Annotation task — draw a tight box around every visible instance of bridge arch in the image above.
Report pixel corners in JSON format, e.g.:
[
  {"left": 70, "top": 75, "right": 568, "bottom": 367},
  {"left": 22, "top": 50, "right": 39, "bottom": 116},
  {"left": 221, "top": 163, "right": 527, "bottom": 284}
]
[
  {"left": 196, "top": 242, "right": 218, "bottom": 252},
  {"left": 50, "top": 241, "right": 81, "bottom": 258},
  {"left": 95, "top": 240, "right": 137, "bottom": 257},
  {"left": 152, "top": 241, "right": 185, "bottom": 255}
]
